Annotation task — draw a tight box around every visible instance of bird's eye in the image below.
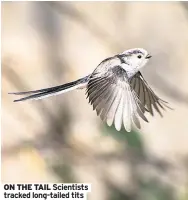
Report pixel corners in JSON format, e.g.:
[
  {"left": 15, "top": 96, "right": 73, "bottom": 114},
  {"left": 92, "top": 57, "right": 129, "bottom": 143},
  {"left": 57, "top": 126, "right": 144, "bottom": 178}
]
[{"left": 137, "top": 55, "right": 142, "bottom": 59}]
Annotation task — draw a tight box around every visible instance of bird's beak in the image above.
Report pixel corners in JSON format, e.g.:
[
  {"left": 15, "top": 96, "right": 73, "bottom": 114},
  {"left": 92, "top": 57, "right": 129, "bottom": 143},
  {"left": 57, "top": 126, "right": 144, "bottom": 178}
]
[{"left": 146, "top": 54, "right": 152, "bottom": 59}]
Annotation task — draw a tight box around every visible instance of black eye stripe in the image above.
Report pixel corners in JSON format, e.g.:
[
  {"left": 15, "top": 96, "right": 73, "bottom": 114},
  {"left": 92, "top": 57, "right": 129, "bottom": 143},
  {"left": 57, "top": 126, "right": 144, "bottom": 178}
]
[{"left": 132, "top": 50, "right": 144, "bottom": 55}]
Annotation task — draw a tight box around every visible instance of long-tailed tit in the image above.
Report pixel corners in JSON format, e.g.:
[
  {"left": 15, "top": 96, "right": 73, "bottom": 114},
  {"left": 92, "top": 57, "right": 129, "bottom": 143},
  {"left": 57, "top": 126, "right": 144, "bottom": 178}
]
[{"left": 9, "top": 48, "right": 171, "bottom": 132}]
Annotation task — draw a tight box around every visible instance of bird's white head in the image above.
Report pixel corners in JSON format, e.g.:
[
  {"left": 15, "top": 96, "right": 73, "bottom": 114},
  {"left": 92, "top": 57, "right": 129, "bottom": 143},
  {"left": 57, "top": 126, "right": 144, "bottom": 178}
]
[{"left": 120, "top": 48, "right": 152, "bottom": 70}]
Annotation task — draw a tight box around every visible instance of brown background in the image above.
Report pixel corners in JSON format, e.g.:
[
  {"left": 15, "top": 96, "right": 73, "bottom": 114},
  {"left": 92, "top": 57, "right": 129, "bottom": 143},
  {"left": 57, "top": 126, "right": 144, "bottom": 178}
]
[{"left": 2, "top": 2, "right": 188, "bottom": 200}]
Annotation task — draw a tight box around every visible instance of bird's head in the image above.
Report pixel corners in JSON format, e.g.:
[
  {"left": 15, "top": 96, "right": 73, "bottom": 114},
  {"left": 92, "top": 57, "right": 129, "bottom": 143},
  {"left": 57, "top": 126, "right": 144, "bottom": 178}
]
[{"left": 120, "top": 48, "right": 152, "bottom": 69}]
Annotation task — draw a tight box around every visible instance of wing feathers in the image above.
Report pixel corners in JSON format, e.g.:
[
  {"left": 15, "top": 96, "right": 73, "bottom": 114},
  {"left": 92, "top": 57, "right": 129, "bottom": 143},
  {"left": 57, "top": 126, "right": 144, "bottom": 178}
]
[
  {"left": 89, "top": 81, "right": 110, "bottom": 105},
  {"left": 130, "top": 72, "right": 170, "bottom": 117},
  {"left": 106, "top": 89, "right": 122, "bottom": 127},
  {"left": 114, "top": 89, "right": 124, "bottom": 131},
  {"left": 123, "top": 89, "right": 131, "bottom": 132},
  {"left": 86, "top": 69, "right": 148, "bottom": 132},
  {"left": 100, "top": 85, "right": 118, "bottom": 121}
]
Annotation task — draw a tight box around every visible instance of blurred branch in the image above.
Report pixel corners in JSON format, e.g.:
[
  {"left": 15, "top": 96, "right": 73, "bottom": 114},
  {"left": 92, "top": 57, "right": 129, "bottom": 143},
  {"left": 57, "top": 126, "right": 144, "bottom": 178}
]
[{"left": 47, "top": 2, "right": 124, "bottom": 51}]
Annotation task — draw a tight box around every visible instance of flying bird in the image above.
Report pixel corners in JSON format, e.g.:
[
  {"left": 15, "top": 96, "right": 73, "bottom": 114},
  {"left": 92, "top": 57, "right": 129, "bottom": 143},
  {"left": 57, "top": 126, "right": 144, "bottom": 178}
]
[{"left": 9, "top": 48, "right": 171, "bottom": 132}]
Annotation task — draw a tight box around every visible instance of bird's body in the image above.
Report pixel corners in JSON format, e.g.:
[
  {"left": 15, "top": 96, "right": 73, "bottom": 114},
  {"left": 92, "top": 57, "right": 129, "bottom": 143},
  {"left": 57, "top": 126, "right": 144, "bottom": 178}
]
[{"left": 9, "top": 48, "right": 170, "bottom": 132}]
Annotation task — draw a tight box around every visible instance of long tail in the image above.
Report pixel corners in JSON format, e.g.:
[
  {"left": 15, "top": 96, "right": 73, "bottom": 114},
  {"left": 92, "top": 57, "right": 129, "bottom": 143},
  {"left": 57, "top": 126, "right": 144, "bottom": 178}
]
[{"left": 9, "top": 75, "right": 90, "bottom": 102}]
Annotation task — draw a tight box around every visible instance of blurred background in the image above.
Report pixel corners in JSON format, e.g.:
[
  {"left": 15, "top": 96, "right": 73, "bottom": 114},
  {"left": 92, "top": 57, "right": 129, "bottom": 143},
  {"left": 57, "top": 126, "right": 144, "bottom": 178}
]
[{"left": 2, "top": 2, "right": 188, "bottom": 200}]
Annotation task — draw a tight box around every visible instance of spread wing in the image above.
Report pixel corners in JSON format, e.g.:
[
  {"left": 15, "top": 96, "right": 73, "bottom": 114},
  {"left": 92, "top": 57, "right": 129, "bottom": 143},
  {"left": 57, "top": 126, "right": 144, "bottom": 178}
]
[
  {"left": 130, "top": 72, "right": 171, "bottom": 117},
  {"left": 86, "top": 66, "right": 148, "bottom": 132}
]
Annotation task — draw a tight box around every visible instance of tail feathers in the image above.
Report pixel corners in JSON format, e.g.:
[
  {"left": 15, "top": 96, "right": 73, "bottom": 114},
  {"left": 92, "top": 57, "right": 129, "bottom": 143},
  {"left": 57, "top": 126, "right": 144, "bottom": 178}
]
[
  {"left": 9, "top": 76, "right": 89, "bottom": 102},
  {"left": 9, "top": 81, "right": 77, "bottom": 95}
]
